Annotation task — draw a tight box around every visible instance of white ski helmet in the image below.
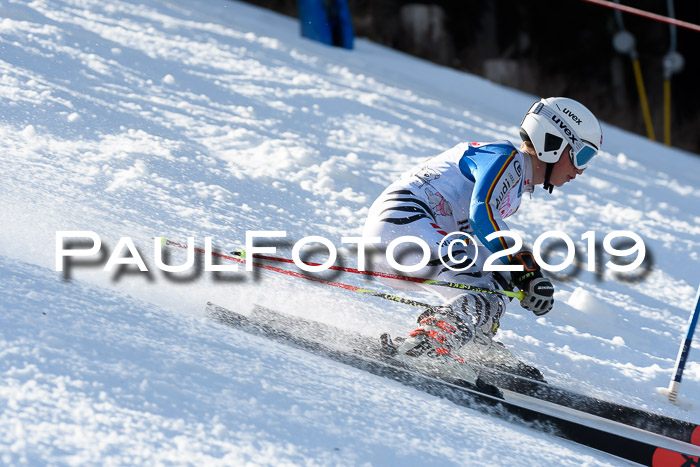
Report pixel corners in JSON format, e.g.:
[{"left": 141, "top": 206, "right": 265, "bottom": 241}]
[{"left": 520, "top": 97, "right": 602, "bottom": 170}]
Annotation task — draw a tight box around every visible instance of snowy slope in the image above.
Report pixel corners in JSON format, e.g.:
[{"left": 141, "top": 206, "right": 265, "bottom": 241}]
[
  {"left": 1, "top": 0, "right": 699, "bottom": 464},
  {"left": 2, "top": 256, "right": 620, "bottom": 465}
]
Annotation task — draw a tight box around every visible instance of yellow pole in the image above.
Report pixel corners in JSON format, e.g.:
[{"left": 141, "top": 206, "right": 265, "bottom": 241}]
[
  {"left": 632, "top": 58, "right": 656, "bottom": 141},
  {"left": 664, "top": 79, "right": 672, "bottom": 146}
]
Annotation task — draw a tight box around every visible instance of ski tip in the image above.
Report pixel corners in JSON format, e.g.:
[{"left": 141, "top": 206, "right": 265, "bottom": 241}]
[
  {"left": 688, "top": 426, "right": 700, "bottom": 447},
  {"left": 651, "top": 444, "right": 700, "bottom": 467}
]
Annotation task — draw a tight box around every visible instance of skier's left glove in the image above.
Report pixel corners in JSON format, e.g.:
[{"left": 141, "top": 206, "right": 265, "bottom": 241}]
[{"left": 509, "top": 251, "right": 554, "bottom": 316}]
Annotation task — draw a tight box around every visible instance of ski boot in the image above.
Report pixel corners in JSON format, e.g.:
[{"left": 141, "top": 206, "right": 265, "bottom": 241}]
[{"left": 382, "top": 314, "right": 480, "bottom": 385}]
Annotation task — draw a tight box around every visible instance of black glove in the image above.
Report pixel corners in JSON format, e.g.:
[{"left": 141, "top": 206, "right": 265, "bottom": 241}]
[{"left": 510, "top": 251, "right": 554, "bottom": 316}]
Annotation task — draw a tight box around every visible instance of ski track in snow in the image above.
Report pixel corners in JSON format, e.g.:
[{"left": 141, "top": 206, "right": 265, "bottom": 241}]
[{"left": 1, "top": 0, "right": 699, "bottom": 463}]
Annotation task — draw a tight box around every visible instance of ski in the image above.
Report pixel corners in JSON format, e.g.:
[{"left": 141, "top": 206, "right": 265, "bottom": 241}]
[
  {"left": 473, "top": 363, "right": 700, "bottom": 444},
  {"left": 206, "top": 302, "right": 700, "bottom": 466},
  {"left": 248, "top": 304, "right": 700, "bottom": 445}
]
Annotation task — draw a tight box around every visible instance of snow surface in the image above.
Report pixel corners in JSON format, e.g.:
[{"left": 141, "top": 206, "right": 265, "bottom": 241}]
[{"left": 1, "top": 0, "right": 699, "bottom": 464}]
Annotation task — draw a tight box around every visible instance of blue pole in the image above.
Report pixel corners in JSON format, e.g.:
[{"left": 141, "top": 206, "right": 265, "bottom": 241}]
[{"left": 668, "top": 284, "right": 700, "bottom": 402}]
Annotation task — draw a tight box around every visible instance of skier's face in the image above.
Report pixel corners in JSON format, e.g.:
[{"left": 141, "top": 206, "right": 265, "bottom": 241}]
[{"left": 550, "top": 145, "right": 584, "bottom": 187}]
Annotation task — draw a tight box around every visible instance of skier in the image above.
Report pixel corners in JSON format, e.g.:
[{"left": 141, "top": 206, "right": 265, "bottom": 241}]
[{"left": 363, "top": 97, "right": 603, "bottom": 382}]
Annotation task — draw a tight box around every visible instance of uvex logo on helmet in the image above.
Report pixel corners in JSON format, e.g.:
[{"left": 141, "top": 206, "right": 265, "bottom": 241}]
[
  {"left": 550, "top": 115, "right": 579, "bottom": 145},
  {"left": 563, "top": 108, "right": 582, "bottom": 125}
]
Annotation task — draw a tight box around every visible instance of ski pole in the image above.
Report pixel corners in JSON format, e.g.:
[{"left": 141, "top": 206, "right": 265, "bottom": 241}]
[
  {"left": 229, "top": 248, "right": 524, "bottom": 300},
  {"left": 163, "top": 239, "right": 435, "bottom": 308},
  {"left": 667, "top": 284, "right": 700, "bottom": 403}
]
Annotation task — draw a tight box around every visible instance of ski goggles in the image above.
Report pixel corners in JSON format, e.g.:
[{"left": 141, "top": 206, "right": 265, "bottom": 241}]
[
  {"left": 542, "top": 133, "right": 598, "bottom": 169},
  {"left": 570, "top": 140, "right": 598, "bottom": 170}
]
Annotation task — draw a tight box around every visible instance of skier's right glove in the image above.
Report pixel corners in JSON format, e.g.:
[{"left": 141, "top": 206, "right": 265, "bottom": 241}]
[{"left": 509, "top": 251, "right": 554, "bottom": 316}]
